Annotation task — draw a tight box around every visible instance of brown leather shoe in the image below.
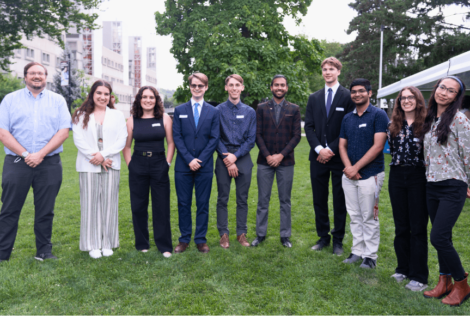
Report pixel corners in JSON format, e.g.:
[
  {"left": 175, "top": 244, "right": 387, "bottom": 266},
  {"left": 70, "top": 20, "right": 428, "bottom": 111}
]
[
  {"left": 424, "top": 274, "right": 453, "bottom": 299},
  {"left": 237, "top": 233, "right": 250, "bottom": 247},
  {"left": 174, "top": 242, "right": 189, "bottom": 253},
  {"left": 219, "top": 234, "right": 229, "bottom": 249},
  {"left": 442, "top": 273, "right": 470, "bottom": 306},
  {"left": 196, "top": 243, "right": 210, "bottom": 253}
]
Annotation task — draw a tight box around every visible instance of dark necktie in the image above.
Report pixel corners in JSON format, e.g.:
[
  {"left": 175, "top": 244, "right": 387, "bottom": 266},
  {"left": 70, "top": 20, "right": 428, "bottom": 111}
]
[{"left": 326, "top": 88, "right": 333, "bottom": 117}]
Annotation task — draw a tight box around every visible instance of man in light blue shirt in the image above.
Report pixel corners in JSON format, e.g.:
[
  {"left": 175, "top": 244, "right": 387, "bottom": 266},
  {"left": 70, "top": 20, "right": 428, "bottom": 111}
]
[{"left": 0, "top": 62, "right": 71, "bottom": 262}]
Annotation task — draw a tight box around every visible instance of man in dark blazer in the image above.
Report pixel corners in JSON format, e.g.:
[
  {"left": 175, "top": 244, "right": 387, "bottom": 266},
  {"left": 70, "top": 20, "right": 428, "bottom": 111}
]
[
  {"left": 252, "top": 74, "right": 301, "bottom": 248},
  {"left": 304, "top": 57, "right": 355, "bottom": 255},
  {"left": 172, "top": 72, "right": 220, "bottom": 253}
]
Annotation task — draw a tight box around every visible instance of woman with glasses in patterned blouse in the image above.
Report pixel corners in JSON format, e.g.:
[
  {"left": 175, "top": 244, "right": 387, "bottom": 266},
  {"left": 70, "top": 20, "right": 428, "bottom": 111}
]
[
  {"left": 421, "top": 76, "right": 470, "bottom": 306},
  {"left": 387, "top": 86, "right": 429, "bottom": 292}
]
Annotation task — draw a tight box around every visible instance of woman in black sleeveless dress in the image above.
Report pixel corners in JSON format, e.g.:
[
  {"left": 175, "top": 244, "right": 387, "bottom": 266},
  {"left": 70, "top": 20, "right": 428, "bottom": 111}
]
[{"left": 123, "top": 86, "right": 175, "bottom": 257}]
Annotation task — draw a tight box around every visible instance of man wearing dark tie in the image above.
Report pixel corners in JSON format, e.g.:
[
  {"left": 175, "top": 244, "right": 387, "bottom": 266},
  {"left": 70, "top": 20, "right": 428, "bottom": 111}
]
[
  {"left": 304, "top": 57, "right": 355, "bottom": 255},
  {"left": 172, "top": 72, "right": 220, "bottom": 253},
  {"left": 251, "top": 75, "right": 301, "bottom": 248}
]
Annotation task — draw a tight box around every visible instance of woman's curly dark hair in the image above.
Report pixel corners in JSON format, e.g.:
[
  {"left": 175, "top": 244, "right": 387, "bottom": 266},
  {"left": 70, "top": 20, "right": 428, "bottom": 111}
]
[
  {"left": 72, "top": 80, "right": 115, "bottom": 129},
  {"left": 131, "top": 86, "right": 164, "bottom": 119},
  {"left": 389, "top": 86, "right": 426, "bottom": 139},
  {"left": 422, "top": 76, "right": 467, "bottom": 144}
]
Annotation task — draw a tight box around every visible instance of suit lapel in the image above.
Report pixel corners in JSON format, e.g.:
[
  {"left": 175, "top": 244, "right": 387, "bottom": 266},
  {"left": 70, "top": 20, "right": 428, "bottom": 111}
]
[
  {"left": 185, "top": 102, "right": 197, "bottom": 132},
  {"left": 268, "top": 99, "right": 277, "bottom": 126},
  {"left": 277, "top": 101, "right": 288, "bottom": 127},
  {"left": 319, "top": 88, "right": 327, "bottom": 119},
  {"left": 327, "top": 86, "right": 345, "bottom": 122},
  {"left": 195, "top": 101, "right": 210, "bottom": 134}
]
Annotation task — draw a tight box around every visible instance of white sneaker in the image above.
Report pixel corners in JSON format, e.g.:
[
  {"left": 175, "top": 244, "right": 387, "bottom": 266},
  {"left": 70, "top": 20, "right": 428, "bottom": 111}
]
[
  {"left": 405, "top": 280, "right": 428, "bottom": 292},
  {"left": 102, "top": 249, "right": 113, "bottom": 257},
  {"left": 89, "top": 249, "right": 102, "bottom": 259},
  {"left": 391, "top": 273, "right": 407, "bottom": 283},
  {"left": 163, "top": 252, "right": 172, "bottom": 258}
]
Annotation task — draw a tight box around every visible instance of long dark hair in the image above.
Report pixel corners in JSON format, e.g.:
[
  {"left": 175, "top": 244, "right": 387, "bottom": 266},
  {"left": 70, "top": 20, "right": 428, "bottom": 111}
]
[
  {"left": 422, "top": 76, "right": 467, "bottom": 144},
  {"left": 131, "top": 86, "right": 164, "bottom": 119},
  {"left": 389, "top": 86, "right": 426, "bottom": 139},
  {"left": 72, "top": 80, "right": 115, "bottom": 129}
]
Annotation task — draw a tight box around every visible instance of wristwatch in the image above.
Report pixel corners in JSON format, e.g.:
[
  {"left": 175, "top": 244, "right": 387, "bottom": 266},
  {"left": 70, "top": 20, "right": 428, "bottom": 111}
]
[{"left": 21, "top": 151, "right": 29, "bottom": 158}]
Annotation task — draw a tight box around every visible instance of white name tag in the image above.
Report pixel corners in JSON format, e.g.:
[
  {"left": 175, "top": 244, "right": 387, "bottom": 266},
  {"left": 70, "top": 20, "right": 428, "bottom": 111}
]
[
  {"left": 413, "top": 138, "right": 420, "bottom": 142},
  {"left": 152, "top": 123, "right": 161, "bottom": 127},
  {"left": 359, "top": 123, "right": 367, "bottom": 128},
  {"left": 180, "top": 115, "right": 188, "bottom": 118},
  {"left": 236, "top": 115, "right": 244, "bottom": 119},
  {"left": 336, "top": 107, "right": 344, "bottom": 111}
]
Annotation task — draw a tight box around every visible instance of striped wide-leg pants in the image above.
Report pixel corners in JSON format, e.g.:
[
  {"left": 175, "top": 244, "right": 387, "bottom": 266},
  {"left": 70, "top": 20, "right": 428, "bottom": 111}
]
[{"left": 79, "top": 169, "right": 120, "bottom": 251}]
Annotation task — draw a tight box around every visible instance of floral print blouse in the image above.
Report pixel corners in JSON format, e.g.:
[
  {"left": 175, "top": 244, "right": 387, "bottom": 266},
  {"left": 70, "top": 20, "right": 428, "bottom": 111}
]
[
  {"left": 423, "top": 112, "right": 470, "bottom": 185},
  {"left": 387, "top": 121, "right": 425, "bottom": 167}
]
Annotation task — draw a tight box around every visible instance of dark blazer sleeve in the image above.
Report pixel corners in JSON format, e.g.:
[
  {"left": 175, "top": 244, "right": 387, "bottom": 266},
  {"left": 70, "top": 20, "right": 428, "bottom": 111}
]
[
  {"left": 172, "top": 105, "right": 195, "bottom": 165},
  {"left": 256, "top": 105, "right": 271, "bottom": 158},
  {"left": 197, "top": 107, "right": 220, "bottom": 168},
  {"left": 280, "top": 105, "right": 301, "bottom": 157},
  {"left": 304, "top": 93, "right": 322, "bottom": 150},
  {"left": 325, "top": 88, "right": 355, "bottom": 154}
]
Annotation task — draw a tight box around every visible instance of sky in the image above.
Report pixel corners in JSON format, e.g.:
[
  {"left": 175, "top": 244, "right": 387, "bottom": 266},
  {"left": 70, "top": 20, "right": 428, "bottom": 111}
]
[{"left": 96, "top": 0, "right": 469, "bottom": 91}]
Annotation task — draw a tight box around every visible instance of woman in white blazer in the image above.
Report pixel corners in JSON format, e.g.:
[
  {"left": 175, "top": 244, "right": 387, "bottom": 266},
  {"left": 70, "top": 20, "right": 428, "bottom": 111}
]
[{"left": 72, "top": 80, "right": 127, "bottom": 259}]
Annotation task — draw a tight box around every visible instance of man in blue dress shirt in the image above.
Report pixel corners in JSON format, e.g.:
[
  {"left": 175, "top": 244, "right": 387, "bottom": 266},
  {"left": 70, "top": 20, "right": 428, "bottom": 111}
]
[
  {"left": 215, "top": 74, "right": 256, "bottom": 249},
  {"left": 338, "top": 78, "right": 389, "bottom": 269},
  {"left": 0, "top": 62, "right": 71, "bottom": 262}
]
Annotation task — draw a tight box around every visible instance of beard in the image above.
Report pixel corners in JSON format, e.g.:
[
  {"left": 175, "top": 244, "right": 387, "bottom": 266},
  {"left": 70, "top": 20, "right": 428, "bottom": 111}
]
[
  {"left": 272, "top": 90, "right": 287, "bottom": 100},
  {"left": 28, "top": 81, "right": 46, "bottom": 90}
]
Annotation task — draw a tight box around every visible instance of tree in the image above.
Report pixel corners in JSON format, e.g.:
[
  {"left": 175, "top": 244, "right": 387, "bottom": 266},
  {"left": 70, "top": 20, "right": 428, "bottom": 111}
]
[
  {"left": 52, "top": 48, "right": 82, "bottom": 113},
  {"left": 339, "top": 0, "right": 470, "bottom": 97},
  {"left": 0, "top": 74, "right": 24, "bottom": 103},
  {"left": 155, "top": 0, "right": 323, "bottom": 110},
  {"left": 0, "top": 0, "right": 100, "bottom": 73}
]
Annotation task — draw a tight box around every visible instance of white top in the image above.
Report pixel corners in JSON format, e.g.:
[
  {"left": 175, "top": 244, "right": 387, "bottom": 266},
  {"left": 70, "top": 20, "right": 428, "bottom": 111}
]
[
  {"left": 191, "top": 98, "right": 204, "bottom": 116},
  {"left": 72, "top": 107, "right": 128, "bottom": 172}
]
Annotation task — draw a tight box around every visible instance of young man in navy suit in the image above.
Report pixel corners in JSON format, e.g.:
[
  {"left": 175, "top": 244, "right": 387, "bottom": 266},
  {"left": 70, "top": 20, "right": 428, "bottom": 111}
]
[
  {"left": 304, "top": 57, "right": 355, "bottom": 255},
  {"left": 172, "top": 72, "right": 220, "bottom": 253}
]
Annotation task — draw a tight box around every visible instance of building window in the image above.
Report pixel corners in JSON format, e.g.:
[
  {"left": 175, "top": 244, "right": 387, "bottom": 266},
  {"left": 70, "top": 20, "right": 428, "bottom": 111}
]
[
  {"left": 26, "top": 48, "right": 35, "bottom": 60},
  {"left": 56, "top": 57, "right": 61, "bottom": 68},
  {"left": 42, "top": 53, "right": 50, "bottom": 64},
  {"left": 14, "top": 49, "right": 22, "bottom": 58}
]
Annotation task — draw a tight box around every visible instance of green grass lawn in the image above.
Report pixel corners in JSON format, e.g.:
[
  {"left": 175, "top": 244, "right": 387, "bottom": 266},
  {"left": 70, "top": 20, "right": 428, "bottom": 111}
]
[{"left": 1, "top": 132, "right": 470, "bottom": 314}]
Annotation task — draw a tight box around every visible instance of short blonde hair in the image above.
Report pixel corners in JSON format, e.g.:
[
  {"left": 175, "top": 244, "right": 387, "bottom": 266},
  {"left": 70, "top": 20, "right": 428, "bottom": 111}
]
[
  {"left": 188, "top": 72, "right": 208, "bottom": 86},
  {"left": 225, "top": 74, "right": 244, "bottom": 85},
  {"left": 321, "top": 57, "right": 342, "bottom": 71}
]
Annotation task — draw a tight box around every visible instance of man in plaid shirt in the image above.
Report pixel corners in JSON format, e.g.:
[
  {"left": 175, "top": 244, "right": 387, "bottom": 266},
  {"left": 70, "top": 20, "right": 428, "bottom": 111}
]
[{"left": 251, "top": 75, "right": 301, "bottom": 248}]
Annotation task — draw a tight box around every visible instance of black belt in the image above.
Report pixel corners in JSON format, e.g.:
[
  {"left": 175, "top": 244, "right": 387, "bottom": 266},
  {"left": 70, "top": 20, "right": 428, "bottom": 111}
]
[
  {"left": 133, "top": 150, "right": 164, "bottom": 157},
  {"left": 225, "top": 146, "right": 240, "bottom": 154}
]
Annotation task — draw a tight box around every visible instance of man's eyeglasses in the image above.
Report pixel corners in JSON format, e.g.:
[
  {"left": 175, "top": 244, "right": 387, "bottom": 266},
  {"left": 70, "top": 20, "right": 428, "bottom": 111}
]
[
  {"left": 437, "top": 84, "right": 458, "bottom": 95},
  {"left": 27, "top": 72, "right": 46, "bottom": 77},
  {"left": 190, "top": 84, "right": 205, "bottom": 89},
  {"left": 399, "top": 95, "right": 415, "bottom": 102},
  {"left": 351, "top": 89, "right": 368, "bottom": 95}
]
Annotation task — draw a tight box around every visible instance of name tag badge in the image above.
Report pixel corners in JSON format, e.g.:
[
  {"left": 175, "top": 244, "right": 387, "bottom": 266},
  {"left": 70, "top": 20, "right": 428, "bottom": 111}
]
[
  {"left": 413, "top": 138, "right": 420, "bottom": 142},
  {"left": 180, "top": 115, "right": 188, "bottom": 118},
  {"left": 336, "top": 107, "right": 345, "bottom": 111},
  {"left": 236, "top": 115, "right": 244, "bottom": 119},
  {"left": 152, "top": 123, "right": 161, "bottom": 127},
  {"left": 359, "top": 123, "right": 367, "bottom": 128}
]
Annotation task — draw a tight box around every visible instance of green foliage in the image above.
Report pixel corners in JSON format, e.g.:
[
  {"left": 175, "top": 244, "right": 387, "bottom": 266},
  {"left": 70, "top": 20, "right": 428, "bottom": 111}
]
[
  {"left": 0, "top": 74, "right": 24, "bottom": 103},
  {"left": 155, "top": 0, "right": 323, "bottom": 109},
  {"left": 308, "top": 40, "right": 347, "bottom": 93},
  {"left": 339, "top": 0, "right": 470, "bottom": 95},
  {"left": 0, "top": 0, "right": 100, "bottom": 73}
]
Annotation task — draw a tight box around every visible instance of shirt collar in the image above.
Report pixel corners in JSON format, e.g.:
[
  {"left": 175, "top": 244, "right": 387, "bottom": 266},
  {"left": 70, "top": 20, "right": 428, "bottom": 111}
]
[
  {"left": 191, "top": 98, "right": 204, "bottom": 107},
  {"left": 325, "top": 82, "right": 340, "bottom": 94},
  {"left": 272, "top": 98, "right": 286, "bottom": 107},
  {"left": 353, "top": 104, "right": 372, "bottom": 115},
  {"left": 227, "top": 99, "right": 240, "bottom": 109},
  {"left": 25, "top": 87, "right": 46, "bottom": 99}
]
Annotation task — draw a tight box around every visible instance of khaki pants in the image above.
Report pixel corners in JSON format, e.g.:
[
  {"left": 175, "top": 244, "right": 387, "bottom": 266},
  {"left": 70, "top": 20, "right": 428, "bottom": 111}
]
[{"left": 342, "top": 172, "right": 385, "bottom": 260}]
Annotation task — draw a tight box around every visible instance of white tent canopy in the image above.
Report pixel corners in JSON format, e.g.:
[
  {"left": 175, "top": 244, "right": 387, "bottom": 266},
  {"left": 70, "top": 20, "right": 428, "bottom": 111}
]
[{"left": 377, "top": 50, "right": 470, "bottom": 99}]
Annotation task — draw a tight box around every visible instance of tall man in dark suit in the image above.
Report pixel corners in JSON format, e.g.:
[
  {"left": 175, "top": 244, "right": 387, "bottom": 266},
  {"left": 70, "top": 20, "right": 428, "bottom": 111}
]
[
  {"left": 252, "top": 75, "right": 301, "bottom": 248},
  {"left": 172, "top": 72, "right": 220, "bottom": 253},
  {"left": 304, "top": 57, "right": 355, "bottom": 255}
]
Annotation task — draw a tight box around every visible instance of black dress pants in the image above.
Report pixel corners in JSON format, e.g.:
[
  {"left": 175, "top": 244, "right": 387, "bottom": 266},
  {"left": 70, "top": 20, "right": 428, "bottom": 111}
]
[
  {"left": 310, "top": 159, "right": 347, "bottom": 245},
  {"left": 427, "top": 180, "right": 467, "bottom": 280},
  {"left": 389, "top": 166, "right": 428, "bottom": 284},
  {"left": 0, "top": 155, "right": 62, "bottom": 260},
  {"left": 129, "top": 153, "right": 173, "bottom": 253}
]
